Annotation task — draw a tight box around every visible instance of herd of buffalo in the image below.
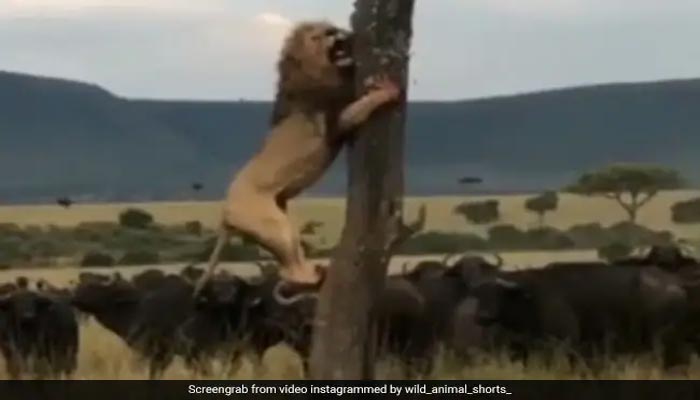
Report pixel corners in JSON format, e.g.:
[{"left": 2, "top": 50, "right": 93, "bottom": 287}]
[{"left": 1, "top": 244, "right": 700, "bottom": 379}]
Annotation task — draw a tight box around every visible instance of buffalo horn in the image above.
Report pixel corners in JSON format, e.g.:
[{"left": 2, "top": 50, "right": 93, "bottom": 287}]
[{"left": 272, "top": 280, "right": 319, "bottom": 306}]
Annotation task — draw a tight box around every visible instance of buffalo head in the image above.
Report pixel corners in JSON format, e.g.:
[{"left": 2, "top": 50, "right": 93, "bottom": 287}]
[
  {"left": 470, "top": 277, "right": 532, "bottom": 328},
  {"left": 444, "top": 252, "right": 503, "bottom": 288}
]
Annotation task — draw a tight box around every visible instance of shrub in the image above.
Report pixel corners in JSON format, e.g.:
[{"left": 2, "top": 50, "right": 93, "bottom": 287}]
[
  {"left": 118, "top": 250, "right": 160, "bottom": 266},
  {"left": 399, "top": 231, "right": 488, "bottom": 254},
  {"left": 0, "top": 223, "right": 22, "bottom": 235},
  {"left": 0, "top": 223, "right": 30, "bottom": 239},
  {"left": 184, "top": 221, "right": 203, "bottom": 236},
  {"left": 565, "top": 223, "right": 611, "bottom": 248},
  {"left": 607, "top": 222, "right": 673, "bottom": 247},
  {"left": 80, "top": 251, "right": 115, "bottom": 267},
  {"left": 73, "top": 222, "right": 120, "bottom": 239},
  {"left": 118, "top": 208, "right": 154, "bottom": 230},
  {"left": 454, "top": 200, "right": 500, "bottom": 225},
  {"left": 22, "top": 238, "right": 74, "bottom": 258},
  {"left": 671, "top": 197, "right": 700, "bottom": 224},
  {"left": 487, "top": 224, "right": 528, "bottom": 249},
  {"left": 0, "top": 238, "right": 31, "bottom": 264},
  {"left": 524, "top": 227, "right": 575, "bottom": 250},
  {"left": 598, "top": 242, "right": 633, "bottom": 262},
  {"left": 485, "top": 225, "right": 574, "bottom": 250},
  {"left": 196, "top": 238, "right": 260, "bottom": 262},
  {"left": 24, "top": 225, "right": 44, "bottom": 236}
]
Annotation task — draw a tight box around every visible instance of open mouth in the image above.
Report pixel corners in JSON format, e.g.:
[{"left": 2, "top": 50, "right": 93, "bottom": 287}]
[{"left": 328, "top": 31, "right": 354, "bottom": 68}]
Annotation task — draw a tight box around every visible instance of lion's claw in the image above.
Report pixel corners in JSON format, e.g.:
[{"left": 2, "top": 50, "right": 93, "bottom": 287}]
[{"left": 365, "top": 74, "right": 401, "bottom": 102}]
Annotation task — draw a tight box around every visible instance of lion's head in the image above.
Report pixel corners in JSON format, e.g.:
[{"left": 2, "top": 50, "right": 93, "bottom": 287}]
[{"left": 276, "top": 21, "right": 355, "bottom": 99}]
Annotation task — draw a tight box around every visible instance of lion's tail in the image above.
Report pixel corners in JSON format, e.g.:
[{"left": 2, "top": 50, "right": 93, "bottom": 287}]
[{"left": 192, "top": 227, "right": 229, "bottom": 297}]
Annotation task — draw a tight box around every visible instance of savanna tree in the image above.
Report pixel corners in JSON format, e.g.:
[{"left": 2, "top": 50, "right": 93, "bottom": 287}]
[
  {"left": 310, "top": 0, "right": 417, "bottom": 380},
  {"left": 524, "top": 191, "right": 559, "bottom": 226},
  {"left": 566, "top": 164, "right": 685, "bottom": 223}
]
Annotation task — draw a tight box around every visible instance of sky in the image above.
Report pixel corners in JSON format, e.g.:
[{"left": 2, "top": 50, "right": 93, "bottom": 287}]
[{"left": 1, "top": 0, "right": 699, "bottom": 101}]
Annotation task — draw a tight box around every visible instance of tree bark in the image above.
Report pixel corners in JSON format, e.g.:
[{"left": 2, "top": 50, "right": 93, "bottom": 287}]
[{"left": 309, "top": 0, "right": 416, "bottom": 380}]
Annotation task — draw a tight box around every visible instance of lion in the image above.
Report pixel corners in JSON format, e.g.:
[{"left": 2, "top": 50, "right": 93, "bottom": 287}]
[{"left": 194, "top": 20, "right": 401, "bottom": 296}]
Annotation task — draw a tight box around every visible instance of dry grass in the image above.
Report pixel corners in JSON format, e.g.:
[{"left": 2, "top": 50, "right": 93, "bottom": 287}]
[{"left": 1, "top": 317, "right": 699, "bottom": 380}]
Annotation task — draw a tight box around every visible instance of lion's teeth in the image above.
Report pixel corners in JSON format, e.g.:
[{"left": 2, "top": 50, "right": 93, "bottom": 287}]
[{"left": 336, "top": 58, "right": 353, "bottom": 67}]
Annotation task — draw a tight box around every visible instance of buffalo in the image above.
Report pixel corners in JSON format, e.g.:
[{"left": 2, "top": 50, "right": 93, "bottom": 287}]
[
  {"left": 618, "top": 244, "right": 700, "bottom": 271},
  {"left": 71, "top": 272, "right": 259, "bottom": 377},
  {"left": 70, "top": 266, "right": 319, "bottom": 378},
  {"left": 471, "top": 262, "right": 691, "bottom": 368},
  {"left": 375, "top": 253, "right": 503, "bottom": 374},
  {"left": 0, "top": 283, "right": 79, "bottom": 378}
]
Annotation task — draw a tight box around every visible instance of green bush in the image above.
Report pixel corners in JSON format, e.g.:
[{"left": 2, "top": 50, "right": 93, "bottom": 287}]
[
  {"left": 80, "top": 251, "right": 115, "bottom": 267},
  {"left": 0, "top": 238, "right": 30, "bottom": 264},
  {"left": 73, "top": 222, "right": 121, "bottom": 241},
  {"left": 671, "top": 197, "right": 700, "bottom": 224},
  {"left": 485, "top": 225, "right": 574, "bottom": 250},
  {"left": 101, "top": 228, "right": 186, "bottom": 253},
  {"left": 0, "top": 223, "right": 22, "bottom": 235},
  {"left": 196, "top": 238, "right": 260, "bottom": 262},
  {"left": 399, "top": 231, "right": 488, "bottom": 254},
  {"left": 118, "top": 208, "right": 154, "bottom": 230},
  {"left": 565, "top": 223, "right": 611, "bottom": 248},
  {"left": 454, "top": 200, "right": 500, "bottom": 225},
  {"left": 606, "top": 222, "right": 673, "bottom": 247},
  {"left": 184, "top": 221, "right": 203, "bottom": 236},
  {"left": 598, "top": 242, "right": 633, "bottom": 262},
  {"left": 22, "top": 238, "right": 74, "bottom": 258},
  {"left": 524, "top": 227, "right": 575, "bottom": 250},
  {"left": 0, "top": 223, "right": 30, "bottom": 239},
  {"left": 487, "top": 225, "right": 528, "bottom": 249},
  {"left": 24, "top": 225, "right": 44, "bottom": 235},
  {"left": 118, "top": 250, "right": 160, "bottom": 266}
]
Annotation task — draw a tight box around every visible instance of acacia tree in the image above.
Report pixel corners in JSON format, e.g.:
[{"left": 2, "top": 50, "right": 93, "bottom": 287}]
[
  {"left": 309, "top": 0, "right": 417, "bottom": 380},
  {"left": 524, "top": 191, "right": 559, "bottom": 226},
  {"left": 566, "top": 164, "right": 685, "bottom": 222}
]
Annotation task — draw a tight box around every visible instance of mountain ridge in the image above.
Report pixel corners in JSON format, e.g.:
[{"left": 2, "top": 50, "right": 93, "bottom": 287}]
[{"left": 1, "top": 70, "right": 699, "bottom": 203}]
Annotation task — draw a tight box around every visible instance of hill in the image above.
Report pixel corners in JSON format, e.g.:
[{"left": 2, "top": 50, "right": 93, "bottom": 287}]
[{"left": 1, "top": 70, "right": 700, "bottom": 203}]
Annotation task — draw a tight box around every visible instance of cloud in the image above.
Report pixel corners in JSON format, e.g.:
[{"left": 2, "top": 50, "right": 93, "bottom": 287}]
[{"left": 254, "top": 12, "right": 293, "bottom": 28}]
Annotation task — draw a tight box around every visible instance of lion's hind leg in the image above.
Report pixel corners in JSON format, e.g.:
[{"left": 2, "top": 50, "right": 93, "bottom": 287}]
[{"left": 224, "top": 193, "right": 319, "bottom": 284}]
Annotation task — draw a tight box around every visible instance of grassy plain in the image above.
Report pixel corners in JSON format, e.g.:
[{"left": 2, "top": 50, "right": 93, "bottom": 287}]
[
  {"left": 2, "top": 191, "right": 700, "bottom": 246},
  {"left": 1, "top": 191, "right": 700, "bottom": 379}
]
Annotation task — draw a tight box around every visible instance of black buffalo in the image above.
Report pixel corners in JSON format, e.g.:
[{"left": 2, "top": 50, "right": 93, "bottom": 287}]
[
  {"left": 0, "top": 285, "right": 79, "bottom": 378},
  {"left": 618, "top": 244, "right": 700, "bottom": 271},
  {"left": 71, "top": 272, "right": 259, "bottom": 377},
  {"left": 70, "top": 268, "right": 319, "bottom": 378},
  {"left": 471, "top": 263, "right": 691, "bottom": 368},
  {"left": 375, "top": 254, "right": 502, "bottom": 373},
  {"left": 130, "top": 269, "right": 167, "bottom": 291}
]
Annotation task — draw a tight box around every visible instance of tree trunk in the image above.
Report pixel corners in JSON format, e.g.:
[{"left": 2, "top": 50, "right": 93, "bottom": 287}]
[{"left": 309, "top": 0, "right": 416, "bottom": 380}]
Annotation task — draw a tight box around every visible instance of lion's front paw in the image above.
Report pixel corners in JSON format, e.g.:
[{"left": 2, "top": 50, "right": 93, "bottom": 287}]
[{"left": 364, "top": 74, "right": 401, "bottom": 103}]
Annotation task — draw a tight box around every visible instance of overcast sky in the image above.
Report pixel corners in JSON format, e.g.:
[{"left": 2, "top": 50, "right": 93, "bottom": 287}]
[{"left": 1, "top": 0, "right": 699, "bottom": 100}]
